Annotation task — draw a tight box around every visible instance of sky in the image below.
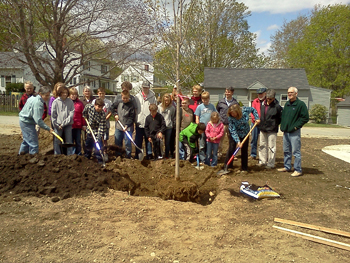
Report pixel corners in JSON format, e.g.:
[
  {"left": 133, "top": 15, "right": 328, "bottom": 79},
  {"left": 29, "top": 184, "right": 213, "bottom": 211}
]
[{"left": 240, "top": 0, "right": 350, "bottom": 54}]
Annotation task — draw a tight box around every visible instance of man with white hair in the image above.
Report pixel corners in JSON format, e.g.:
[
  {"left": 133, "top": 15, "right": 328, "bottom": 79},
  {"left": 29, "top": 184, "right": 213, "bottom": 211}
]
[{"left": 278, "top": 87, "right": 309, "bottom": 177}]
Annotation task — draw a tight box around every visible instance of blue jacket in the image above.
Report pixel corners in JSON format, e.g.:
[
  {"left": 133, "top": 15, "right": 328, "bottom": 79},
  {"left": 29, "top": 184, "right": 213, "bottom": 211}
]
[
  {"left": 19, "top": 96, "right": 50, "bottom": 131},
  {"left": 228, "top": 107, "right": 259, "bottom": 143}
]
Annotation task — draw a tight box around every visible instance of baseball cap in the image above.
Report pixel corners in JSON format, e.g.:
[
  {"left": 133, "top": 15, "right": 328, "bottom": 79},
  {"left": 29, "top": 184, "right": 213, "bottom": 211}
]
[
  {"left": 257, "top": 88, "right": 267, "bottom": 94},
  {"left": 142, "top": 81, "right": 150, "bottom": 88}
]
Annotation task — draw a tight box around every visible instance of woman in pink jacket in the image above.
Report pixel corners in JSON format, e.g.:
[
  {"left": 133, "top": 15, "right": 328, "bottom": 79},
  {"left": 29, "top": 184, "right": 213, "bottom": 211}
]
[
  {"left": 205, "top": 112, "right": 224, "bottom": 166},
  {"left": 69, "top": 87, "right": 86, "bottom": 155}
]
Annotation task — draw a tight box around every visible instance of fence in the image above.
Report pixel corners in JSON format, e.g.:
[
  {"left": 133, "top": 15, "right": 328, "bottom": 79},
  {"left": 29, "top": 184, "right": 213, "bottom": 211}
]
[{"left": 0, "top": 92, "right": 21, "bottom": 112}]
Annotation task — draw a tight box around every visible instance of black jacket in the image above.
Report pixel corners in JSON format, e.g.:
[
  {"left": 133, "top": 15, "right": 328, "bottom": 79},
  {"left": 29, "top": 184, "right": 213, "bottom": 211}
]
[
  {"left": 216, "top": 97, "right": 238, "bottom": 125},
  {"left": 259, "top": 99, "right": 282, "bottom": 133},
  {"left": 111, "top": 100, "right": 135, "bottom": 131},
  {"left": 145, "top": 113, "right": 166, "bottom": 139}
]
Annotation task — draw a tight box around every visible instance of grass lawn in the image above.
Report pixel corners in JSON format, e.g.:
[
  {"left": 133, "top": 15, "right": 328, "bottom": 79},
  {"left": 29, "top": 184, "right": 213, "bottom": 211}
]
[
  {"left": 0, "top": 111, "right": 19, "bottom": 116},
  {"left": 304, "top": 123, "right": 343, "bottom": 128}
]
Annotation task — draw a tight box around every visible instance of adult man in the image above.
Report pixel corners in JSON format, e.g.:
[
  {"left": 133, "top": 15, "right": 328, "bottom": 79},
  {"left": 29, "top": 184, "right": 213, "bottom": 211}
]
[
  {"left": 249, "top": 87, "right": 266, "bottom": 160},
  {"left": 278, "top": 87, "right": 309, "bottom": 177},
  {"left": 216, "top": 86, "right": 238, "bottom": 157},
  {"left": 18, "top": 86, "right": 53, "bottom": 155},
  {"left": 135, "top": 81, "right": 157, "bottom": 159}
]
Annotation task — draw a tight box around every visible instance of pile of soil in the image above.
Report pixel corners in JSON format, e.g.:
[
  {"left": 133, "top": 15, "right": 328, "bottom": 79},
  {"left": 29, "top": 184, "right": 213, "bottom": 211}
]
[{"left": 0, "top": 137, "right": 219, "bottom": 204}]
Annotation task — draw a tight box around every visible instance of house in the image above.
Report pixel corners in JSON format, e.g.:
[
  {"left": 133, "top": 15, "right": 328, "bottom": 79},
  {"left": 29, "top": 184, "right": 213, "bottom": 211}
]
[
  {"left": 115, "top": 63, "right": 169, "bottom": 95},
  {"left": 203, "top": 68, "right": 332, "bottom": 114},
  {"left": 0, "top": 49, "right": 116, "bottom": 95},
  {"left": 337, "top": 96, "right": 350, "bottom": 127},
  {"left": 0, "top": 52, "right": 41, "bottom": 93}
]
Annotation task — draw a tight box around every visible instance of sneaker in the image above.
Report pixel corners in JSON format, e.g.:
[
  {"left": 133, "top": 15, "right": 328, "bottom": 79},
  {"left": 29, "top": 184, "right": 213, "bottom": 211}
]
[
  {"left": 266, "top": 166, "right": 274, "bottom": 169},
  {"left": 277, "top": 168, "right": 290, "bottom": 172},
  {"left": 291, "top": 171, "right": 302, "bottom": 177},
  {"left": 158, "top": 156, "right": 163, "bottom": 160},
  {"left": 256, "top": 163, "right": 266, "bottom": 167},
  {"left": 248, "top": 156, "right": 256, "bottom": 160}
]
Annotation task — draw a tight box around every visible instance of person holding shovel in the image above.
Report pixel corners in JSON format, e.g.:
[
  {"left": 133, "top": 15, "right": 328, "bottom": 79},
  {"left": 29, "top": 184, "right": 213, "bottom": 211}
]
[
  {"left": 112, "top": 89, "right": 136, "bottom": 159},
  {"left": 18, "top": 86, "right": 53, "bottom": 155},
  {"left": 225, "top": 104, "right": 260, "bottom": 173}
]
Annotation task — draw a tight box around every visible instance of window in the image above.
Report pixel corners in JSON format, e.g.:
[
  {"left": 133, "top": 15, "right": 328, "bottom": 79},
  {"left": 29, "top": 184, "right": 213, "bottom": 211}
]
[
  {"left": 123, "top": 75, "right": 129, "bottom": 81},
  {"left": 280, "top": 94, "right": 288, "bottom": 107},
  {"left": 83, "top": 61, "right": 90, "bottom": 71},
  {"left": 73, "top": 77, "right": 77, "bottom": 85},
  {"left": 145, "top": 64, "right": 149, "bottom": 71},
  {"left": 101, "top": 65, "right": 108, "bottom": 73},
  {"left": 132, "top": 75, "right": 139, "bottom": 82}
]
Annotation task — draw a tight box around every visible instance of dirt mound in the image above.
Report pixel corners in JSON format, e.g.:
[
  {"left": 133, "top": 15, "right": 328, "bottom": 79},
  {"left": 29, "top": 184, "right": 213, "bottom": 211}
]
[{"left": 0, "top": 151, "right": 219, "bottom": 204}]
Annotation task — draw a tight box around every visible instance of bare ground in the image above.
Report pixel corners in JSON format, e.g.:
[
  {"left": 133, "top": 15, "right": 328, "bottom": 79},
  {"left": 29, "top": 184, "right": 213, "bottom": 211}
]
[{"left": 0, "top": 125, "right": 350, "bottom": 263}]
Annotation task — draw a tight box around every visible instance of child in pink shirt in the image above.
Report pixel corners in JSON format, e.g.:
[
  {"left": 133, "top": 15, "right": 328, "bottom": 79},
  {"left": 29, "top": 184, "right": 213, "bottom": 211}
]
[{"left": 205, "top": 112, "right": 224, "bottom": 166}]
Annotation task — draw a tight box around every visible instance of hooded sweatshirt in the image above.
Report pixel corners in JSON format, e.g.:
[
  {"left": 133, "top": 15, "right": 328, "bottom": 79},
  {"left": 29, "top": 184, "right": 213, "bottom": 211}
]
[
  {"left": 51, "top": 97, "right": 75, "bottom": 129},
  {"left": 135, "top": 89, "right": 157, "bottom": 128}
]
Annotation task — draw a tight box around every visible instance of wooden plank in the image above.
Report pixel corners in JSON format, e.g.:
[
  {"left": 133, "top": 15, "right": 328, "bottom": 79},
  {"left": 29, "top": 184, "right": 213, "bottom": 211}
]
[
  {"left": 273, "top": 225, "right": 350, "bottom": 252},
  {"left": 274, "top": 218, "right": 350, "bottom": 238}
]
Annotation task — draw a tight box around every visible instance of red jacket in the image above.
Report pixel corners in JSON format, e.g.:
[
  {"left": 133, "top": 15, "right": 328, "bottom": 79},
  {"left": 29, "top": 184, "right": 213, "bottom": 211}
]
[
  {"left": 205, "top": 121, "right": 224, "bottom": 144},
  {"left": 72, "top": 98, "right": 86, "bottom": 129},
  {"left": 251, "top": 98, "right": 263, "bottom": 123}
]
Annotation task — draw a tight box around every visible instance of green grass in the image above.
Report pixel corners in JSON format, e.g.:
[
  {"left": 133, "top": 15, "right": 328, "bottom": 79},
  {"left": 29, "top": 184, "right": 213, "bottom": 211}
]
[
  {"left": 0, "top": 111, "right": 19, "bottom": 116},
  {"left": 304, "top": 123, "right": 343, "bottom": 128}
]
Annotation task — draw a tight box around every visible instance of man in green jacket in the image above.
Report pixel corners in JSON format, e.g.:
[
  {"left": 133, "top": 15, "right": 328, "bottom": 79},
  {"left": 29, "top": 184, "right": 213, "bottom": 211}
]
[
  {"left": 278, "top": 87, "right": 309, "bottom": 177},
  {"left": 179, "top": 122, "right": 206, "bottom": 161}
]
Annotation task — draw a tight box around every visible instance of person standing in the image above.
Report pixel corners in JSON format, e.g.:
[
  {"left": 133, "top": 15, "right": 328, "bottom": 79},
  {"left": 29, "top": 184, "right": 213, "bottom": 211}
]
[
  {"left": 258, "top": 89, "right": 282, "bottom": 169},
  {"left": 81, "top": 86, "right": 95, "bottom": 107},
  {"left": 18, "top": 86, "right": 53, "bottom": 155},
  {"left": 194, "top": 91, "right": 217, "bottom": 164},
  {"left": 249, "top": 87, "right": 267, "bottom": 160},
  {"left": 188, "top": 84, "right": 203, "bottom": 113},
  {"left": 216, "top": 86, "right": 238, "bottom": 157},
  {"left": 278, "top": 87, "right": 309, "bottom": 177},
  {"left": 135, "top": 81, "right": 157, "bottom": 159}
]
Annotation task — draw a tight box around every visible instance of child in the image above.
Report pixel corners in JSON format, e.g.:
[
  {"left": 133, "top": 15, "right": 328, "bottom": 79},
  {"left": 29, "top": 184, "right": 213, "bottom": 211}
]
[
  {"left": 92, "top": 87, "right": 112, "bottom": 148},
  {"left": 179, "top": 122, "right": 206, "bottom": 161},
  {"left": 158, "top": 93, "right": 176, "bottom": 159},
  {"left": 145, "top": 104, "right": 166, "bottom": 160},
  {"left": 205, "top": 112, "right": 224, "bottom": 167},
  {"left": 69, "top": 87, "right": 86, "bottom": 155},
  {"left": 49, "top": 82, "right": 65, "bottom": 116},
  {"left": 194, "top": 91, "right": 217, "bottom": 163},
  {"left": 112, "top": 90, "right": 136, "bottom": 158},
  {"left": 179, "top": 97, "right": 194, "bottom": 130},
  {"left": 51, "top": 86, "right": 75, "bottom": 155},
  {"left": 226, "top": 104, "right": 260, "bottom": 173},
  {"left": 113, "top": 81, "right": 138, "bottom": 111},
  {"left": 83, "top": 98, "right": 107, "bottom": 164},
  {"left": 189, "top": 84, "right": 203, "bottom": 113}
]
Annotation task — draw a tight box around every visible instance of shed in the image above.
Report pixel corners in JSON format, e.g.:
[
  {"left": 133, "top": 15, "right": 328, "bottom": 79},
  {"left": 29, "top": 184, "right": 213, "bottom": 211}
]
[{"left": 337, "top": 96, "right": 350, "bottom": 127}]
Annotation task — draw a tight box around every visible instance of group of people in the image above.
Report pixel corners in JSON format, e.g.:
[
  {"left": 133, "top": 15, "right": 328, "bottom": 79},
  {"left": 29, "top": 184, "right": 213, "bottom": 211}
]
[{"left": 18, "top": 80, "right": 309, "bottom": 176}]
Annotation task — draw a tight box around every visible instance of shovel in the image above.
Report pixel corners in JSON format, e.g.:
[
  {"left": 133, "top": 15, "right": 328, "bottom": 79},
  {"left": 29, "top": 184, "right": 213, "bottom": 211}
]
[
  {"left": 84, "top": 117, "right": 106, "bottom": 167},
  {"left": 217, "top": 122, "right": 258, "bottom": 176},
  {"left": 195, "top": 155, "right": 204, "bottom": 170},
  {"left": 117, "top": 120, "right": 144, "bottom": 160},
  {"left": 52, "top": 131, "right": 75, "bottom": 148}
]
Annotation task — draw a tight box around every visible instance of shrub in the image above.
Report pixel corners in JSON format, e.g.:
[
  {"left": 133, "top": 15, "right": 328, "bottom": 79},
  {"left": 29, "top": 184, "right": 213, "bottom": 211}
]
[
  {"left": 5, "top": 83, "right": 24, "bottom": 94},
  {"left": 309, "top": 104, "right": 327, "bottom": 123},
  {"left": 93, "top": 88, "right": 114, "bottom": 95}
]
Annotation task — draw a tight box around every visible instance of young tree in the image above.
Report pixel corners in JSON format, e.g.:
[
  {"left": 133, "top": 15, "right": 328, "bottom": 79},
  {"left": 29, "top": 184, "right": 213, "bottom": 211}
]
[{"left": 0, "top": 0, "right": 156, "bottom": 87}]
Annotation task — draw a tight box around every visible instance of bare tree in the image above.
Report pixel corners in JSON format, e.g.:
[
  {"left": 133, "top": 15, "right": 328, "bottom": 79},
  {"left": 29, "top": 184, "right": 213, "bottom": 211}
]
[{"left": 0, "top": 0, "right": 157, "bottom": 87}]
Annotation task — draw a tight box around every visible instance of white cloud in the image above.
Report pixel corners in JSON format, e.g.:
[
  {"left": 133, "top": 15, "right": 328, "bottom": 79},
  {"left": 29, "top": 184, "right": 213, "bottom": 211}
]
[
  {"left": 267, "top": 24, "right": 279, "bottom": 30},
  {"left": 241, "top": 0, "right": 350, "bottom": 14}
]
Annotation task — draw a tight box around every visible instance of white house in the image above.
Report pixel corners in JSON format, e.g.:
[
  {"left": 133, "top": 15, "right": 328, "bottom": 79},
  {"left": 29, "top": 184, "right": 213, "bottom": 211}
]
[{"left": 0, "top": 47, "right": 116, "bottom": 94}]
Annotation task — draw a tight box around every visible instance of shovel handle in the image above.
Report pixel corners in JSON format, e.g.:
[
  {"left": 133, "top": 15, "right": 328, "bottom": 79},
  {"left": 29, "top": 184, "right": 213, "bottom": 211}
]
[
  {"left": 52, "top": 131, "right": 64, "bottom": 143},
  {"left": 226, "top": 122, "right": 258, "bottom": 166},
  {"left": 117, "top": 120, "right": 144, "bottom": 153}
]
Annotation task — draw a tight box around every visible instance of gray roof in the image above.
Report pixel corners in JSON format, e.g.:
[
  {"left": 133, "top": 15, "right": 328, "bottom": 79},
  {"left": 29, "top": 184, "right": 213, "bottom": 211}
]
[
  {"left": 204, "top": 68, "right": 310, "bottom": 90},
  {"left": 337, "top": 96, "right": 350, "bottom": 107},
  {"left": 0, "top": 52, "right": 26, "bottom": 68}
]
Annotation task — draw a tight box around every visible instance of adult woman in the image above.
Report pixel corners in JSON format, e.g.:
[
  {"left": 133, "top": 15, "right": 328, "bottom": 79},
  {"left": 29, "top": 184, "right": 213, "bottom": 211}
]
[
  {"left": 158, "top": 93, "right": 176, "bottom": 159},
  {"left": 19, "top": 86, "right": 53, "bottom": 154},
  {"left": 225, "top": 104, "right": 260, "bottom": 173},
  {"left": 81, "top": 86, "right": 95, "bottom": 106}
]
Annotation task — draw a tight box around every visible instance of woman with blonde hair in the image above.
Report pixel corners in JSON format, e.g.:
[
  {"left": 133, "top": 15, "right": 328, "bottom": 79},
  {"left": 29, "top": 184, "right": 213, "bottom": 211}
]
[
  {"left": 188, "top": 84, "right": 203, "bottom": 113},
  {"left": 225, "top": 104, "right": 260, "bottom": 173},
  {"left": 82, "top": 85, "right": 95, "bottom": 106},
  {"left": 158, "top": 93, "right": 176, "bottom": 158}
]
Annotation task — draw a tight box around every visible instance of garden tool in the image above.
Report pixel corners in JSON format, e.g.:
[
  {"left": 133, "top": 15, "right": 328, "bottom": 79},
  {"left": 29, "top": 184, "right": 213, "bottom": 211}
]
[
  {"left": 52, "top": 131, "right": 75, "bottom": 148},
  {"left": 117, "top": 120, "right": 144, "bottom": 161},
  {"left": 84, "top": 117, "right": 106, "bottom": 167},
  {"left": 217, "top": 122, "right": 258, "bottom": 176},
  {"left": 195, "top": 154, "right": 204, "bottom": 170}
]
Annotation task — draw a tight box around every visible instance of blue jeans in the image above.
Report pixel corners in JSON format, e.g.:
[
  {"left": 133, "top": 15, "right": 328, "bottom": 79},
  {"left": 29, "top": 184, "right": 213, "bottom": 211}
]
[
  {"left": 199, "top": 133, "right": 207, "bottom": 163},
  {"left": 53, "top": 125, "right": 73, "bottom": 155},
  {"left": 135, "top": 126, "right": 153, "bottom": 158},
  {"left": 19, "top": 121, "right": 39, "bottom": 154},
  {"left": 179, "top": 141, "right": 185, "bottom": 160},
  {"left": 250, "top": 123, "right": 260, "bottom": 157},
  {"left": 72, "top": 128, "right": 82, "bottom": 155},
  {"left": 205, "top": 142, "right": 219, "bottom": 166},
  {"left": 115, "top": 128, "right": 133, "bottom": 158},
  {"left": 84, "top": 134, "right": 103, "bottom": 163},
  {"left": 164, "top": 128, "right": 173, "bottom": 158},
  {"left": 283, "top": 129, "right": 302, "bottom": 173}
]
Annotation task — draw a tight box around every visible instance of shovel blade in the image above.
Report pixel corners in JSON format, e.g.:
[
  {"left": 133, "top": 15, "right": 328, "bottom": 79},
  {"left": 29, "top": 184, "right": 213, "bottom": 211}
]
[
  {"left": 217, "top": 168, "right": 230, "bottom": 176},
  {"left": 138, "top": 151, "right": 145, "bottom": 161}
]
